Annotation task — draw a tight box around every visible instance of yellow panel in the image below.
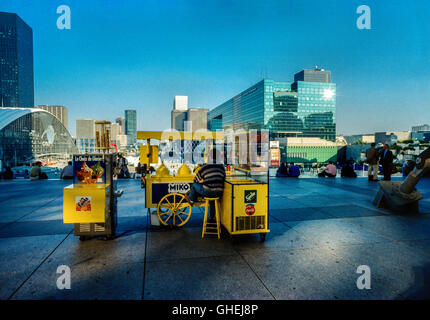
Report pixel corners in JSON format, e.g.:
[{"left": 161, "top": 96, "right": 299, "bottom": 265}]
[
  {"left": 232, "top": 183, "right": 268, "bottom": 234},
  {"left": 63, "top": 184, "right": 108, "bottom": 223},
  {"left": 220, "top": 182, "right": 233, "bottom": 232},
  {"left": 140, "top": 145, "right": 159, "bottom": 166}
]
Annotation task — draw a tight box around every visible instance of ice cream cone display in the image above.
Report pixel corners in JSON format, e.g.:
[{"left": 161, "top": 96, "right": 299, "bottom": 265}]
[
  {"left": 177, "top": 163, "right": 192, "bottom": 176},
  {"left": 154, "top": 163, "right": 171, "bottom": 177}
]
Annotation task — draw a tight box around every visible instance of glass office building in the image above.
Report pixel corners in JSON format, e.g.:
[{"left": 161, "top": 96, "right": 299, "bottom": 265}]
[
  {"left": 0, "top": 12, "right": 34, "bottom": 108},
  {"left": 0, "top": 108, "right": 78, "bottom": 166},
  {"left": 125, "top": 109, "right": 137, "bottom": 145},
  {"left": 209, "top": 68, "right": 336, "bottom": 141}
]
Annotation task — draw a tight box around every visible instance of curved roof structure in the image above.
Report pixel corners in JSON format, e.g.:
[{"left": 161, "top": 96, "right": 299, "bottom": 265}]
[
  {"left": 0, "top": 107, "right": 52, "bottom": 131},
  {"left": 0, "top": 107, "right": 78, "bottom": 165}
]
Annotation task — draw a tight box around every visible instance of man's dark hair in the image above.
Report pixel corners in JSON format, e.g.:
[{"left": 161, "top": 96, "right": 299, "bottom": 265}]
[
  {"left": 290, "top": 162, "right": 294, "bottom": 165},
  {"left": 371, "top": 143, "right": 375, "bottom": 147},
  {"left": 328, "top": 161, "right": 333, "bottom": 164},
  {"left": 68, "top": 161, "right": 72, "bottom": 165}
]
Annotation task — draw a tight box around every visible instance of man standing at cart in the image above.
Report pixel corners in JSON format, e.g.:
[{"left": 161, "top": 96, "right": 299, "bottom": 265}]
[{"left": 184, "top": 149, "right": 226, "bottom": 222}]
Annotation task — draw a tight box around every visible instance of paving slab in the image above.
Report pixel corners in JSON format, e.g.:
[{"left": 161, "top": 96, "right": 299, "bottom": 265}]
[
  {"left": 230, "top": 222, "right": 319, "bottom": 254},
  {"left": 144, "top": 255, "right": 274, "bottom": 300},
  {"left": 11, "top": 261, "right": 145, "bottom": 300},
  {"left": 10, "top": 231, "right": 147, "bottom": 299},
  {"left": 327, "top": 242, "right": 430, "bottom": 299},
  {"left": 0, "top": 220, "right": 72, "bottom": 238},
  {"left": 342, "top": 215, "right": 430, "bottom": 241},
  {"left": 284, "top": 219, "right": 390, "bottom": 246},
  {"left": 269, "top": 207, "right": 332, "bottom": 222},
  {"left": 241, "top": 248, "right": 397, "bottom": 299},
  {"left": 0, "top": 234, "right": 68, "bottom": 299},
  {"left": 396, "top": 239, "right": 430, "bottom": 257},
  {"left": 146, "top": 226, "right": 237, "bottom": 262},
  {"left": 318, "top": 204, "right": 384, "bottom": 219}
]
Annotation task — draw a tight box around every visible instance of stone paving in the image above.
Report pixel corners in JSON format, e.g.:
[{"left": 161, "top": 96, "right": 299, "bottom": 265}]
[{"left": 1, "top": 177, "right": 430, "bottom": 300}]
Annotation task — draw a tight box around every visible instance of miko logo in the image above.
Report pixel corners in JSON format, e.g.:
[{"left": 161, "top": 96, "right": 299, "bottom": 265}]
[{"left": 168, "top": 183, "right": 190, "bottom": 194}]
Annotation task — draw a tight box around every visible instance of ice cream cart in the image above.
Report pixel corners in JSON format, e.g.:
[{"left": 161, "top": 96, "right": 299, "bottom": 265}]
[
  {"left": 137, "top": 130, "right": 270, "bottom": 241},
  {"left": 63, "top": 121, "right": 119, "bottom": 240}
]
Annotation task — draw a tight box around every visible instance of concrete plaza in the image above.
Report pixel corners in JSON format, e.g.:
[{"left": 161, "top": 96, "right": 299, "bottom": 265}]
[{"left": 1, "top": 176, "right": 430, "bottom": 300}]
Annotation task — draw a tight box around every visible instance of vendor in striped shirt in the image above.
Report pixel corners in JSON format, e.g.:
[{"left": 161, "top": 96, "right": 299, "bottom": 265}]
[{"left": 184, "top": 149, "right": 226, "bottom": 221}]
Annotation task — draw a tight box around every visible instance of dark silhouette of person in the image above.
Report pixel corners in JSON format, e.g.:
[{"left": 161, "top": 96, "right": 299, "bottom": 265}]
[
  {"left": 3, "top": 166, "right": 14, "bottom": 179},
  {"left": 341, "top": 161, "right": 357, "bottom": 178},
  {"left": 276, "top": 162, "right": 289, "bottom": 177},
  {"left": 380, "top": 144, "right": 394, "bottom": 181}
]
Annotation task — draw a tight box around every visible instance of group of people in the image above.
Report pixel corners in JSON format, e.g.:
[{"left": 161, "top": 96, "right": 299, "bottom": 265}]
[
  {"left": 366, "top": 143, "right": 393, "bottom": 181},
  {"left": 276, "top": 162, "right": 301, "bottom": 178}
]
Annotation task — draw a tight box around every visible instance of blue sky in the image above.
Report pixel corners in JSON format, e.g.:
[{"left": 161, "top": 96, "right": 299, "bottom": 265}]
[{"left": 1, "top": 0, "right": 429, "bottom": 136}]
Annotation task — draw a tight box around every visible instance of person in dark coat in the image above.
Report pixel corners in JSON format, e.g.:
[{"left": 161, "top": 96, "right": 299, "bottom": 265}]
[
  {"left": 366, "top": 143, "right": 379, "bottom": 181},
  {"left": 380, "top": 144, "right": 394, "bottom": 181}
]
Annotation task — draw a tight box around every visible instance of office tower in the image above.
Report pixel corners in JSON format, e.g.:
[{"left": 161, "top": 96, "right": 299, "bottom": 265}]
[
  {"left": 208, "top": 66, "right": 336, "bottom": 141},
  {"left": 115, "top": 117, "right": 125, "bottom": 134},
  {"left": 125, "top": 109, "right": 137, "bottom": 145},
  {"left": 171, "top": 95, "right": 208, "bottom": 131},
  {"left": 293, "top": 66, "right": 331, "bottom": 83},
  {"left": 0, "top": 12, "right": 34, "bottom": 108},
  {"left": 37, "top": 105, "right": 68, "bottom": 129},
  {"left": 174, "top": 96, "right": 188, "bottom": 111}
]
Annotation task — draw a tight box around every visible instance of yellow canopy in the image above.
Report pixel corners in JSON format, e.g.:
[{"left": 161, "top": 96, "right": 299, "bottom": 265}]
[{"left": 137, "top": 131, "right": 224, "bottom": 141}]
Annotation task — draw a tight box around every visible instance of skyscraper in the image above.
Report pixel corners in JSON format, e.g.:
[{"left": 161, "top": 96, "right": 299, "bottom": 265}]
[
  {"left": 208, "top": 66, "right": 336, "bottom": 141},
  {"left": 125, "top": 109, "right": 137, "bottom": 145},
  {"left": 0, "top": 12, "right": 34, "bottom": 108}
]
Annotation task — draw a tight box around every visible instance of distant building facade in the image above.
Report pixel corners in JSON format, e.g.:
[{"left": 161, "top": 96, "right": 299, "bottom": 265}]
[
  {"left": 343, "top": 134, "right": 375, "bottom": 145},
  {"left": 76, "top": 119, "right": 96, "bottom": 153},
  {"left": 115, "top": 117, "right": 125, "bottom": 134},
  {"left": 208, "top": 66, "right": 336, "bottom": 141},
  {"left": 0, "top": 12, "right": 34, "bottom": 108},
  {"left": 125, "top": 109, "right": 137, "bottom": 145},
  {"left": 171, "top": 95, "right": 209, "bottom": 131},
  {"left": 375, "top": 131, "right": 411, "bottom": 145},
  {"left": 278, "top": 137, "right": 339, "bottom": 163},
  {"left": 37, "top": 105, "right": 68, "bottom": 129},
  {"left": 412, "top": 124, "right": 430, "bottom": 132}
]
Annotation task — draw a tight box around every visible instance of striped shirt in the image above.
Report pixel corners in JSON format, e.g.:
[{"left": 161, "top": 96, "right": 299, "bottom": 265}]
[{"left": 194, "top": 164, "right": 226, "bottom": 193}]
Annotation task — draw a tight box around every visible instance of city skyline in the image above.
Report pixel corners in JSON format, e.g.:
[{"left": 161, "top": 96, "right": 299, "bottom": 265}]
[{"left": 0, "top": 1, "right": 429, "bottom": 137}]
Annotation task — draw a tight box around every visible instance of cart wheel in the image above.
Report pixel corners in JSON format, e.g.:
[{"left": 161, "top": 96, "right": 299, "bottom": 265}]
[
  {"left": 157, "top": 193, "right": 192, "bottom": 227},
  {"left": 259, "top": 233, "right": 266, "bottom": 242}
]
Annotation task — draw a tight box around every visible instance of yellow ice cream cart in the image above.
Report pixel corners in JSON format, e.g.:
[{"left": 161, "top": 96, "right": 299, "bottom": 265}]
[
  {"left": 138, "top": 130, "right": 270, "bottom": 241},
  {"left": 63, "top": 121, "right": 119, "bottom": 240}
]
